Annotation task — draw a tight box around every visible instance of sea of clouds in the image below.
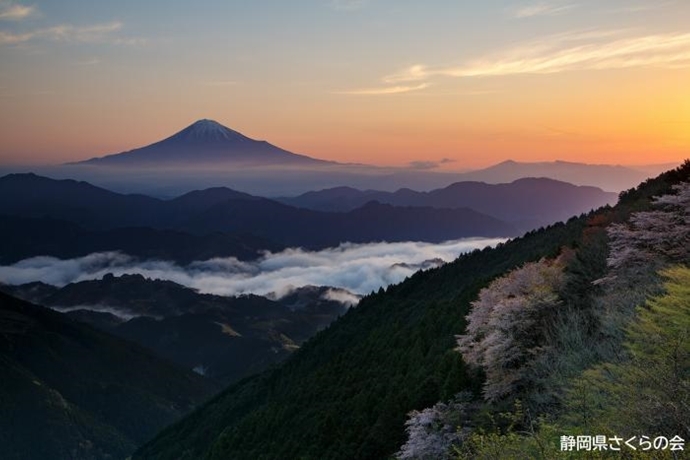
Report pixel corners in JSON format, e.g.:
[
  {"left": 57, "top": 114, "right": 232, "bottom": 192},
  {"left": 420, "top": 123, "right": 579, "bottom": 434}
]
[{"left": 0, "top": 238, "right": 505, "bottom": 298}]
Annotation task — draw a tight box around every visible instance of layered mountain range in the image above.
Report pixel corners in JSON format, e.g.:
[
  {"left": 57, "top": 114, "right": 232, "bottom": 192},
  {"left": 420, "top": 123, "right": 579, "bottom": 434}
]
[
  {"left": 0, "top": 172, "right": 616, "bottom": 265},
  {"left": 277, "top": 177, "right": 616, "bottom": 229}
]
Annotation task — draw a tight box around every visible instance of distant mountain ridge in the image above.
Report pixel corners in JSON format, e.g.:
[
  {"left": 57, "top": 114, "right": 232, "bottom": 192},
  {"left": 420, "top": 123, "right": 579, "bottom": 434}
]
[
  {"left": 278, "top": 177, "right": 618, "bottom": 231},
  {"left": 180, "top": 198, "right": 515, "bottom": 247},
  {"left": 0, "top": 172, "right": 163, "bottom": 229},
  {"left": 0, "top": 173, "right": 518, "bottom": 261},
  {"left": 455, "top": 159, "right": 674, "bottom": 192},
  {"left": 41, "top": 117, "right": 675, "bottom": 195},
  {"left": 72, "top": 119, "right": 334, "bottom": 167}
]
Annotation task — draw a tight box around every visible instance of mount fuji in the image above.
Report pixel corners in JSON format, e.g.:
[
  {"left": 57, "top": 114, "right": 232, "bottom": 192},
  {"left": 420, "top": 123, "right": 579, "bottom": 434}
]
[{"left": 73, "top": 119, "right": 334, "bottom": 167}]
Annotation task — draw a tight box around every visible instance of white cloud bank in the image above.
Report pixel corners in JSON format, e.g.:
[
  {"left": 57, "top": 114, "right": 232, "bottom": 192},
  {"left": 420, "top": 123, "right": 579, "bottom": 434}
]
[{"left": 0, "top": 238, "right": 505, "bottom": 297}]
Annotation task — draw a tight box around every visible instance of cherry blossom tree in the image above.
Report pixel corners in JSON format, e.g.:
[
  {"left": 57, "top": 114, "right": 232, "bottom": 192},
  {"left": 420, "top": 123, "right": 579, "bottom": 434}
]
[
  {"left": 396, "top": 393, "right": 473, "bottom": 460},
  {"left": 605, "top": 182, "right": 690, "bottom": 285},
  {"left": 457, "top": 257, "right": 566, "bottom": 402}
]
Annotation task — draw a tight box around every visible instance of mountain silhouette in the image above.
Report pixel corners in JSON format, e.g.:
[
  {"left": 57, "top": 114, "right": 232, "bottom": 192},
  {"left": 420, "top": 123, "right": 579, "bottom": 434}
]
[
  {"left": 72, "top": 119, "right": 333, "bottom": 167},
  {"left": 0, "top": 173, "right": 518, "bottom": 259}
]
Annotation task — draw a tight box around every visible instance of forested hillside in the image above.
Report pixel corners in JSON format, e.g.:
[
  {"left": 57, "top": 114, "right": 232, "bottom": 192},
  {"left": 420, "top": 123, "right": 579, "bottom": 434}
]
[
  {"left": 402, "top": 163, "right": 690, "bottom": 459},
  {"left": 136, "top": 161, "right": 690, "bottom": 460},
  {"left": 0, "top": 292, "right": 217, "bottom": 460}
]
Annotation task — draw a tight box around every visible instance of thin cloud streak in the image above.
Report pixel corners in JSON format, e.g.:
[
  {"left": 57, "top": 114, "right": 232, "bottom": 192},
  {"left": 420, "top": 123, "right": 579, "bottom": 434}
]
[
  {"left": 382, "top": 30, "right": 690, "bottom": 82},
  {"left": 0, "top": 238, "right": 505, "bottom": 297},
  {"left": 512, "top": 2, "right": 578, "bottom": 18},
  {"left": 605, "top": 2, "right": 676, "bottom": 14},
  {"left": 451, "top": 32, "right": 690, "bottom": 76},
  {"left": 331, "top": 0, "right": 367, "bottom": 11},
  {"left": 77, "top": 58, "right": 101, "bottom": 66},
  {"left": 383, "top": 64, "right": 428, "bottom": 84},
  {"left": 0, "top": 21, "right": 144, "bottom": 45},
  {"left": 335, "top": 82, "right": 429, "bottom": 95},
  {"left": 0, "top": 2, "right": 35, "bottom": 21}
]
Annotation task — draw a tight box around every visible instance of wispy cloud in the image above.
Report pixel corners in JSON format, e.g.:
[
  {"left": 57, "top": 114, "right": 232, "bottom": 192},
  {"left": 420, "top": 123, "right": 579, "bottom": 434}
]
[
  {"left": 452, "top": 31, "right": 690, "bottom": 76},
  {"left": 0, "top": 2, "right": 35, "bottom": 21},
  {"left": 0, "top": 21, "right": 144, "bottom": 46},
  {"left": 380, "top": 30, "right": 690, "bottom": 82},
  {"left": 512, "top": 2, "right": 578, "bottom": 18},
  {"left": 346, "top": 29, "right": 690, "bottom": 95},
  {"left": 0, "top": 29, "right": 29, "bottom": 43},
  {"left": 605, "top": 1, "right": 675, "bottom": 14},
  {"left": 77, "top": 58, "right": 101, "bottom": 66},
  {"left": 335, "top": 82, "right": 429, "bottom": 95},
  {"left": 331, "top": 0, "right": 366, "bottom": 11},
  {"left": 407, "top": 158, "right": 455, "bottom": 170},
  {"left": 383, "top": 64, "right": 428, "bottom": 84}
]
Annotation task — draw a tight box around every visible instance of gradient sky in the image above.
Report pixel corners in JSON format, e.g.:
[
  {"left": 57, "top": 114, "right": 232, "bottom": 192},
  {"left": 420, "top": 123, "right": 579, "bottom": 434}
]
[{"left": 0, "top": 0, "right": 689, "bottom": 168}]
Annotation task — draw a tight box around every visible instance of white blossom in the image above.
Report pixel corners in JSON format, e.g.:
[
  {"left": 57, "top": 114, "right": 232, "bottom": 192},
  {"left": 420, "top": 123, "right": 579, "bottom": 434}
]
[
  {"left": 605, "top": 182, "right": 690, "bottom": 284},
  {"left": 457, "top": 257, "right": 565, "bottom": 402},
  {"left": 396, "top": 394, "right": 472, "bottom": 460}
]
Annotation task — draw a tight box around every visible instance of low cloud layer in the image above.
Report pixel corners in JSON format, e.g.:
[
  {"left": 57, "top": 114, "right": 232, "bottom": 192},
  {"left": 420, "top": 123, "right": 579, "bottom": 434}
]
[
  {"left": 52, "top": 305, "right": 142, "bottom": 321},
  {"left": 0, "top": 238, "right": 505, "bottom": 298}
]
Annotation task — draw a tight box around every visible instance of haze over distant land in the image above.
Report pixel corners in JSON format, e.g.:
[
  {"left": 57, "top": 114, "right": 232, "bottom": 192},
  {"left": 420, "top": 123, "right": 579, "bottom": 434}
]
[
  {"left": 452, "top": 160, "right": 678, "bottom": 193},
  {"left": 0, "top": 118, "right": 673, "bottom": 196}
]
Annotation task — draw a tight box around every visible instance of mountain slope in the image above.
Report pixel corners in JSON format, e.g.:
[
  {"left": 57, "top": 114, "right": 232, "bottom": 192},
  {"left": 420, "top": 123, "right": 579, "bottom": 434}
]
[
  {"left": 73, "top": 119, "right": 333, "bottom": 167},
  {"left": 0, "top": 291, "right": 217, "bottom": 460},
  {"left": 135, "top": 161, "right": 690, "bottom": 460},
  {"left": 4, "top": 274, "right": 349, "bottom": 384},
  {"left": 135, "top": 221, "right": 582, "bottom": 460}
]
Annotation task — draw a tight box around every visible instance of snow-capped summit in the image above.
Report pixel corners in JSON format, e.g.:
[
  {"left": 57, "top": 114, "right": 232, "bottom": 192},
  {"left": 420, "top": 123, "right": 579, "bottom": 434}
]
[
  {"left": 170, "top": 119, "right": 252, "bottom": 144},
  {"left": 72, "top": 119, "right": 332, "bottom": 167}
]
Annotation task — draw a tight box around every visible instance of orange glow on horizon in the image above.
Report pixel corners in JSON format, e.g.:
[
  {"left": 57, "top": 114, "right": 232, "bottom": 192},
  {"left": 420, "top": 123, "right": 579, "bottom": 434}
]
[{"left": 1, "top": 26, "right": 689, "bottom": 169}]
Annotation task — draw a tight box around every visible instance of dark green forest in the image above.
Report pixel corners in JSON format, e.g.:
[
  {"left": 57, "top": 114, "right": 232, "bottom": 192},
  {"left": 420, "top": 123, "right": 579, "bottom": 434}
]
[
  {"left": 135, "top": 160, "right": 690, "bottom": 459},
  {"left": 0, "top": 292, "right": 217, "bottom": 460}
]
